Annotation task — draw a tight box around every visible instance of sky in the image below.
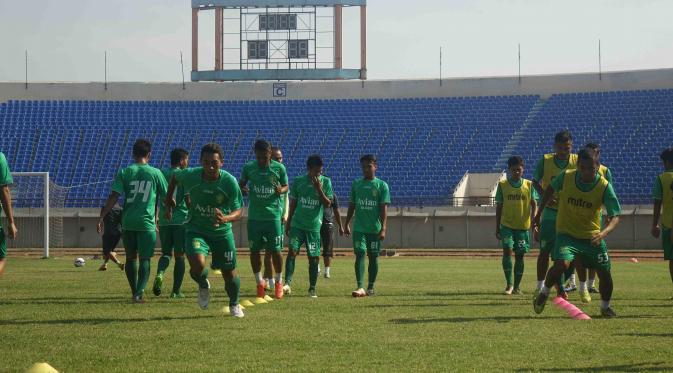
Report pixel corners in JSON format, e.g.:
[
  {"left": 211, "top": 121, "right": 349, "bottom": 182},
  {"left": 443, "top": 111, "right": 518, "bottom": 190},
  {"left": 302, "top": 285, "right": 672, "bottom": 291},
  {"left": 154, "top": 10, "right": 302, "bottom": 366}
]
[{"left": 0, "top": 0, "right": 671, "bottom": 82}]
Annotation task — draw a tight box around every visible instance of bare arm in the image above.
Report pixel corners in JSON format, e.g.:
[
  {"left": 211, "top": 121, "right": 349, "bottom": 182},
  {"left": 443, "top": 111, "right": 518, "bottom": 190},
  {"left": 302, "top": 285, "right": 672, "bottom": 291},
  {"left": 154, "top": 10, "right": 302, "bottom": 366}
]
[
  {"left": 652, "top": 199, "right": 662, "bottom": 238},
  {"left": 310, "top": 176, "right": 331, "bottom": 207},
  {"left": 344, "top": 202, "right": 355, "bottom": 236},
  {"left": 0, "top": 185, "right": 17, "bottom": 239},
  {"left": 532, "top": 180, "right": 544, "bottom": 201},
  {"left": 213, "top": 208, "right": 243, "bottom": 226},
  {"left": 533, "top": 186, "right": 554, "bottom": 227},
  {"left": 495, "top": 203, "right": 503, "bottom": 240},
  {"left": 98, "top": 192, "right": 120, "bottom": 235},
  {"left": 164, "top": 176, "right": 179, "bottom": 220},
  {"left": 333, "top": 205, "right": 344, "bottom": 235},
  {"left": 378, "top": 204, "right": 388, "bottom": 240},
  {"left": 285, "top": 198, "right": 297, "bottom": 236},
  {"left": 239, "top": 178, "right": 249, "bottom": 196},
  {"left": 592, "top": 215, "right": 620, "bottom": 246}
]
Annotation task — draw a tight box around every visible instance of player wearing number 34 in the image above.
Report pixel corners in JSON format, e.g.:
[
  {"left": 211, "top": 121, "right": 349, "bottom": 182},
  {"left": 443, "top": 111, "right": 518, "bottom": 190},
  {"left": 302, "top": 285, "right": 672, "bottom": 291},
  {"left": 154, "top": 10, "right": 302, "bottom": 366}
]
[{"left": 99, "top": 139, "right": 168, "bottom": 303}]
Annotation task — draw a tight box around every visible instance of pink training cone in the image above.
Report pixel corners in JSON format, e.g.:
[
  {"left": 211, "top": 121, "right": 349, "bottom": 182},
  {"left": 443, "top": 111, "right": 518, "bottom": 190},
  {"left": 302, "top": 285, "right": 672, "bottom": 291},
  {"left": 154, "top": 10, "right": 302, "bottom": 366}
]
[
  {"left": 552, "top": 297, "right": 566, "bottom": 306},
  {"left": 574, "top": 313, "right": 592, "bottom": 320}
]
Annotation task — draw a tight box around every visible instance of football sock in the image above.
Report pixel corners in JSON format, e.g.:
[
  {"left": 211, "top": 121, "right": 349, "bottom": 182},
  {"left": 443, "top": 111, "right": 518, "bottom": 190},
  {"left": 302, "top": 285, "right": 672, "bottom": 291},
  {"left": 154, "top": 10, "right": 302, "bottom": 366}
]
[
  {"left": 225, "top": 276, "right": 241, "bottom": 307},
  {"left": 172, "top": 256, "right": 185, "bottom": 293},
  {"left": 136, "top": 258, "right": 151, "bottom": 297},
  {"left": 514, "top": 255, "right": 525, "bottom": 289},
  {"left": 284, "top": 256, "right": 296, "bottom": 285},
  {"left": 254, "top": 272, "right": 263, "bottom": 285},
  {"left": 190, "top": 268, "right": 209, "bottom": 289},
  {"left": 125, "top": 259, "right": 138, "bottom": 295},
  {"left": 367, "top": 255, "right": 379, "bottom": 289},
  {"left": 308, "top": 257, "right": 319, "bottom": 289},
  {"left": 502, "top": 254, "right": 513, "bottom": 287},
  {"left": 355, "top": 253, "right": 366, "bottom": 289},
  {"left": 157, "top": 255, "right": 170, "bottom": 274}
]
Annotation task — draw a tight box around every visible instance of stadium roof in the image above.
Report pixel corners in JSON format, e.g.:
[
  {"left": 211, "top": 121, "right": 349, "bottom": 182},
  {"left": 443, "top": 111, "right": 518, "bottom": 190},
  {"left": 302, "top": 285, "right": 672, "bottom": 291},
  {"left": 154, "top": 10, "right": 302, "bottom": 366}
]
[{"left": 192, "top": 0, "right": 366, "bottom": 8}]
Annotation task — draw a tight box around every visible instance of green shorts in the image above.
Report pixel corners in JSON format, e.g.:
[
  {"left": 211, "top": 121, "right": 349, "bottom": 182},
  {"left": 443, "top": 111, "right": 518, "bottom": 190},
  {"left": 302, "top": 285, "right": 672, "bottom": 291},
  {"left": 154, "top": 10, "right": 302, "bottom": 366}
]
[
  {"left": 539, "top": 208, "right": 557, "bottom": 255},
  {"left": 353, "top": 231, "right": 381, "bottom": 257},
  {"left": 288, "top": 227, "right": 321, "bottom": 257},
  {"left": 122, "top": 230, "right": 157, "bottom": 258},
  {"left": 553, "top": 233, "right": 611, "bottom": 271},
  {"left": 247, "top": 219, "right": 283, "bottom": 253},
  {"left": 0, "top": 227, "right": 6, "bottom": 259},
  {"left": 159, "top": 225, "right": 186, "bottom": 256},
  {"left": 663, "top": 227, "right": 672, "bottom": 261},
  {"left": 186, "top": 230, "right": 237, "bottom": 271},
  {"left": 500, "top": 225, "right": 530, "bottom": 255}
]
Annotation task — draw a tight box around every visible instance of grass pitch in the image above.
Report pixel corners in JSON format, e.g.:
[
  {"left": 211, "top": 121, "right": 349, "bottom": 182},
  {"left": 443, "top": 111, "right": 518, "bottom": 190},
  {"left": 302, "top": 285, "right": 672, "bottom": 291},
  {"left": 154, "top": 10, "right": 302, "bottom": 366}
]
[{"left": 1, "top": 255, "right": 673, "bottom": 372}]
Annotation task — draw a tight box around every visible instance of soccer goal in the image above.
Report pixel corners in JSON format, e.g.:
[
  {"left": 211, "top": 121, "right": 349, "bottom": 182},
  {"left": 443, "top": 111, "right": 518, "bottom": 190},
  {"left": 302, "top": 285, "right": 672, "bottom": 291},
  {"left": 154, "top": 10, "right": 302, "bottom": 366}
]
[{"left": 5, "top": 172, "right": 68, "bottom": 258}]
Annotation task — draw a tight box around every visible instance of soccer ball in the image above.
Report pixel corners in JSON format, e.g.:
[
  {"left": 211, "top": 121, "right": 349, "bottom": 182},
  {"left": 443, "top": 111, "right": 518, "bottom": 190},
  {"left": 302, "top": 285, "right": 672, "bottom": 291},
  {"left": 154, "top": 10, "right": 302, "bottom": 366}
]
[{"left": 74, "top": 257, "right": 86, "bottom": 267}]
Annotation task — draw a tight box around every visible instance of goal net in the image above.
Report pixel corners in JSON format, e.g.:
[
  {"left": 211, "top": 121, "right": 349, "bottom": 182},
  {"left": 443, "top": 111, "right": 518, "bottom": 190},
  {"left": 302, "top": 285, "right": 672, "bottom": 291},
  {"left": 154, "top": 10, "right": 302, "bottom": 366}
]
[{"left": 3, "top": 172, "right": 68, "bottom": 258}]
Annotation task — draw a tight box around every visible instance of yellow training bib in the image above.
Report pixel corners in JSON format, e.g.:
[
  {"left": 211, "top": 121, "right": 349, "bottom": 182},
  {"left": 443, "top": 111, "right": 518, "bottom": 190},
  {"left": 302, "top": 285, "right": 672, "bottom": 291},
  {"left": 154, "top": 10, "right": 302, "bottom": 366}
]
[
  {"left": 500, "top": 179, "right": 533, "bottom": 230},
  {"left": 556, "top": 169, "right": 609, "bottom": 239},
  {"left": 541, "top": 153, "right": 578, "bottom": 209},
  {"left": 659, "top": 171, "right": 673, "bottom": 229}
]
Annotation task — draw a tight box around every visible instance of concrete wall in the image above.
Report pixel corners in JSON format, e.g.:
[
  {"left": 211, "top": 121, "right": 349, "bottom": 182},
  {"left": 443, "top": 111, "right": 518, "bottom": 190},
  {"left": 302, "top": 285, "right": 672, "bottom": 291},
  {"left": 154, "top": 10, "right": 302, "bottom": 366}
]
[
  {"left": 2, "top": 68, "right": 673, "bottom": 103},
  {"left": 4, "top": 206, "right": 663, "bottom": 251}
]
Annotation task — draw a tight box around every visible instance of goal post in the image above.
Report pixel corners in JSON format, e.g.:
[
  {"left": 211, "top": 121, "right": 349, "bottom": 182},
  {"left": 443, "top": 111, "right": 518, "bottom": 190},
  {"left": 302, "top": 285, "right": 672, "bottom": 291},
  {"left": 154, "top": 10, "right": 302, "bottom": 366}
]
[{"left": 6, "top": 172, "right": 67, "bottom": 258}]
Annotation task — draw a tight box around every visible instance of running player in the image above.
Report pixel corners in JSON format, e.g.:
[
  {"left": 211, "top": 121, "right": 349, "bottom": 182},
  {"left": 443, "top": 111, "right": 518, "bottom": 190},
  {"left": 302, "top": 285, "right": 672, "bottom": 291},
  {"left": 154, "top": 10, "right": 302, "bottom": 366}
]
[
  {"left": 651, "top": 148, "right": 673, "bottom": 299},
  {"left": 264, "top": 147, "right": 288, "bottom": 291},
  {"left": 533, "top": 148, "right": 621, "bottom": 317},
  {"left": 99, "top": 203, "right": 124, "bottom": 271},
  {"left": 320, "top": 191, "right": 344, "bottom": 279},
  {"left": 152, "top": 148, "right": 190, "bottom": 298},
  {"left": 0, "top": 151, "right": 17, "bottom": 276},
  {"left": 532, "top": 130, "right": 577, "bottom": 297},
  {"left": 283, "top": 155, "right": 333, "bottom": 297},
  {"left": 239, "top": 140, "right": 288, "bottom": 300},
  {"left": 98, "top": 139, "right": 168, "bottom": 303},
  {"left": 344, "top": 154, "right": 390, "bottom": 297},
  {"left": 570, "top": 143, "right": 614, "bottom": 296},
  {"left": 495, "top": 156, "right": 538, "bottom": 295},
  {"left": 165, "top": 143, "right": 244, "bottom": 317}
]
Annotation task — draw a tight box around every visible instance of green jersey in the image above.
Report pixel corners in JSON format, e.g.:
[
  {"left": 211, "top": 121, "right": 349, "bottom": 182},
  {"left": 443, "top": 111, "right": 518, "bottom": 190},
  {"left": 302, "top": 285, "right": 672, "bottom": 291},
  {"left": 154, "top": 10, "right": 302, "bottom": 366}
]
[
  {"left": 350, "top": 177, "right": 391, "bottom": 234},
  {"left": 175, "top": 167, "right": 243, "bottom": 236},
  {"left": 158, "top": 167, "right": 189, "bottom": 226},
  {"left": 111, "top": 163, "right": 168, "bottom": 231},
  {"left": 241, "top": 160, "right": 288, "bottom": 221},
  {"left": 289, "top": 174, "right": 333, "bottom": 232},
  {"left": 0, "top": 152, "right": 12, "bottom": 217}
]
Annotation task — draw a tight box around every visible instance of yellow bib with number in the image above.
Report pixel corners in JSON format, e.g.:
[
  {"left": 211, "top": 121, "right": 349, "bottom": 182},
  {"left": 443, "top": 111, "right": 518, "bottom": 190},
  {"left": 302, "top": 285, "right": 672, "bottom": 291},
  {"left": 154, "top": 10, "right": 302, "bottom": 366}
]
[
  {"left": 541, "top": 153, "right": 578, "bottom": 210},
  {"left": 556, "top": 170, "right": 609, "bottom": 239},
  {"left": 500, "top": 179, "right": 533, "bottom": 230}
]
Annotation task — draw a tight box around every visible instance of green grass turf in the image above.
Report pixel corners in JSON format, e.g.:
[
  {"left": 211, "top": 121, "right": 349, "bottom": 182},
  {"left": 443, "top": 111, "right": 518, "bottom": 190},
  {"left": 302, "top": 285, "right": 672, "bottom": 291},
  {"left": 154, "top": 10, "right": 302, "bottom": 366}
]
[{"left": 1, "top": 255, "right": 673, "bottom": 372}]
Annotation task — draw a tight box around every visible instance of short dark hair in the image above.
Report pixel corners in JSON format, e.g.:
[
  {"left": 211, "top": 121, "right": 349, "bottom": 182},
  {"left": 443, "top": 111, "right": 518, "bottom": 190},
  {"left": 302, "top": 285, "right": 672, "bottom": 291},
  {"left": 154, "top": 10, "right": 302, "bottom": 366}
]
[
  {"left": 660, "top": 148, "right": 673, "bottom": 164},
  {"left": 132, "top": 139, "right": 152, "bottom": 158},
  {"left": 254, "top": 139, "right": 271, "bottom": 152},
  {"left": 578, "top": 148, "right": 599, "bottom": 164},
  {"left": 554, "top": 130, "right": 573, "bottom": 144},
  {"left": 200, "top": 143, "right": 224, "bottom": 160},
  {"left": 360, "top": 154, "right": 377, "bottom": 164},
  {"left": 585, "top": 143, "right": 600, "bottom": 151},
  {"left": 271, "top": 146, "right": 281, "bottom": 153},
  {"left": 306, "top": 154, "right": 323, "bottom": 169},
  {"left": 507, "top": 156, "right": 525, "bottom": 168},
  {"left": 170, "top": 148, "right": 189, "bottom": 166}
]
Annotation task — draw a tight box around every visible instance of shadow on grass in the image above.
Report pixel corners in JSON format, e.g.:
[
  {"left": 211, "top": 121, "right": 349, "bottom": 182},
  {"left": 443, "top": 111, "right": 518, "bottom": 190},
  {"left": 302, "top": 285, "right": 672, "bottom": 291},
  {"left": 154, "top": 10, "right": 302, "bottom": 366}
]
[
  {"left": 367, "top": 302, "right": 516, "bottom": 308},
  {"left": 616, "top": 332, "right": 673, "bottom": 337},
  {"left": 0, "top": 295, "right": 202, "bottom": 306},
  {"left": 422, "top": 291, "right": 497, "bottom": 297},
  {"left": 515, "top": 361, "right": 672, "bottom": 372},
  {"left": 390, "top": 315, "right": 564, "bottom": 324},
  {"left": 0, "top": 315, "right": 217, "bottom": 326}
]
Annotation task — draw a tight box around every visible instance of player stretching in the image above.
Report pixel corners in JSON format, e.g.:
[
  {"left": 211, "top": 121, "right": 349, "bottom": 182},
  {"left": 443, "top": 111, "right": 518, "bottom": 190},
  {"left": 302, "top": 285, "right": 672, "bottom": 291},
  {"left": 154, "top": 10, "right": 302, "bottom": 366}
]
[
  {"left": 166, "top": 144, "right": 244, "bottom": 317},
  {"left": 153, "top": 148, "right": 190, "bottom": 298},
  {"left": 344, "top": 155, "right": 390, "bottom": 297},
  {"left": 283, "top": 155, "right": 333, "bottom": 297},
  {"left": 533, "top": 148, "right": 621, "bottom": 317},
  {"left": 0, "top": 151, "right": 17, "bottom": 276},
  {"left": 99, "top": 139, "right": 168, "bottom": 303},
  {"left": 495, "top": 156, "right": 538, "bottom": 295},
  {"left": 652, "top": 148, "right": 673, "bottom": 299},
  {"left": 240, "top": 140, "right": 288, "bottom": 301},
  {"left": 264, "top": 147, "right": 288, "bottom": 291},
  {"left": 532, "top": 130, "right": 577, "bottom": 298}
]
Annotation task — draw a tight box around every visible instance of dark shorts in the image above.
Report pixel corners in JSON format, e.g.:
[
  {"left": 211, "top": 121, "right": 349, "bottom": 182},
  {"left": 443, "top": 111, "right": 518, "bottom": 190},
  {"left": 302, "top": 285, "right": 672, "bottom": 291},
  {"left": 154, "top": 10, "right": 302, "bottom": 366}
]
[
  {"left": 102, "top": 233, "right": 122, "bottom": 255},
  {"left": 320, "top": 223, "right": 335, "bottom": 257}
]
